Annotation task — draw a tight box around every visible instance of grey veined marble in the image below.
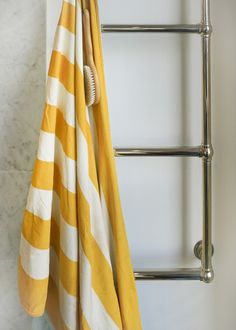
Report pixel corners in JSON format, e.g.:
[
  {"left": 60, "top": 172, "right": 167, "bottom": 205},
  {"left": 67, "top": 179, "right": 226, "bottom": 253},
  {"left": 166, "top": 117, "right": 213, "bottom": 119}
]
[
  {"left": 0, "top": 0, "right": 45, "bottom": 83},
  {"left": 0, "top": 259, "right": 32, "bottom": 330},
  {"left": 0, "top": 84, "right": 45, "bottom": 171},
  {"left": 0, "top": 0, "right": 46, "bottom": 328},
  {"left": 0, "top": 171, "right": 32, "bottom": 260},
  {"left": 0, "top": 0, "right": 46, "bottom": 171}
]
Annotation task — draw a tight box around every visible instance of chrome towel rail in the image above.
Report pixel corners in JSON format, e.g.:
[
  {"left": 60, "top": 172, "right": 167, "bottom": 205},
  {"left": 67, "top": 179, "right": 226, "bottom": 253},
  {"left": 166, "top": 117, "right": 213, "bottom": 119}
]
[
  {"left": 103, "top": 0, "right": 214, "bottom": 283},
  {"left": 101, "top": 24, "right": 202, "bottom": 34},
  {"left": 134, "top": 268, "right": 201, "bottom": 281},
  {"left": 114, "top": 146, "right": 204, "bottom": 158}
]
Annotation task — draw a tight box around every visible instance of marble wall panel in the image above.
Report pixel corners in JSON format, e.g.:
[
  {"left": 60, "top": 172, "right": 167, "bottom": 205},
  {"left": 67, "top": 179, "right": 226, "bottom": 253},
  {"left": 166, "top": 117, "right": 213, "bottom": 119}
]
[{"left": 0, "top": 0, "right": 46, "bottom": 328}]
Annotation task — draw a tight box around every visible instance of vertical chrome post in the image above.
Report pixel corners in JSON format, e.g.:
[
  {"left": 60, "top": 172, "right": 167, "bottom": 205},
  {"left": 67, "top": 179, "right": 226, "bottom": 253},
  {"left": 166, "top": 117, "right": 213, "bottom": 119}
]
[{"left": 200, "top": 0, "right": 214, "bottom": 283}]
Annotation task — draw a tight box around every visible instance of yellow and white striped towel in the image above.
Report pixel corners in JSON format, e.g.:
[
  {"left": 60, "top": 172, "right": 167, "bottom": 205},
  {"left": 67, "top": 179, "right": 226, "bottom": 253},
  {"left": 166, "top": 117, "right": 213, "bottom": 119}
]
[{"left": 18, "top": 0, "right": 142, "bottom": 329}]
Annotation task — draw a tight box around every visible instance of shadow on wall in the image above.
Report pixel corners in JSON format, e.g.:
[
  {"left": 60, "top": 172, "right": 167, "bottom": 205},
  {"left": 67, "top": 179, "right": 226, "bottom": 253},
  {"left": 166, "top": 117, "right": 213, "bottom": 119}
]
[
  {"left": 180, "top": 0, "right": 191, "bottom": 265},
  {"left": 211, "top": 0, "right": 236, "bottom": 328},
  {"left": 180, "top": 0, "right": 202, "bottom": 266}
]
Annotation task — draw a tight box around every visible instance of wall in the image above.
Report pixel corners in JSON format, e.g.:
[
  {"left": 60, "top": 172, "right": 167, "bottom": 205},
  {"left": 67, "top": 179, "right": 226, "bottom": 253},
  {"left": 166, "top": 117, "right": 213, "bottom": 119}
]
[
  {"left": 0, "top": 0, "right": 46, "bottom": 329},
  {"left": 0, "top": 0, "right": 235, "bottom": 329}
]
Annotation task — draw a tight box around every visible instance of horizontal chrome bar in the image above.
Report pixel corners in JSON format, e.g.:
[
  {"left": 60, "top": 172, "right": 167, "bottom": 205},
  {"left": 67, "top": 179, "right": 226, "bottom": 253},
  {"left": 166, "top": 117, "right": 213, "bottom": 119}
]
[
  {"left": 114, "top": 146, "right": 202, "bottom": 157},
  {"left": 134, "top": 268, "right": 201, "bottom": 281},
  {"left": 101, "top": 24, "right": 202, "bottom": 34}
]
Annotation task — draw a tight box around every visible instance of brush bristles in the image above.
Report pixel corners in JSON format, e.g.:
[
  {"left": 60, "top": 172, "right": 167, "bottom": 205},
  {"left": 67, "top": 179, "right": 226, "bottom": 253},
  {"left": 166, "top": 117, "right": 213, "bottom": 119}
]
[{"left": 83, "top": 65, "right": 96, "bottom": 107}]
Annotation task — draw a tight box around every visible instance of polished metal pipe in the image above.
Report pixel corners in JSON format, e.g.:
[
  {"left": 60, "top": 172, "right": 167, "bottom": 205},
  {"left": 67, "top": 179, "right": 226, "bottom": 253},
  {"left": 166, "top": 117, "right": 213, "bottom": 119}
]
[
  {"left": 114, "top": 146, "right": 202, "bottom": 157},
  {"left": 200, "top": 0, "right": 214, "bottom": 283},
  {"left": 101, "top": 24, "right": 201, "bottom": 33},
  {"left": 134, "top": 268, "right": 201, "bottom": 281},
  {"left": 104, "top": 1, "right": 214, "bottom": 283}
]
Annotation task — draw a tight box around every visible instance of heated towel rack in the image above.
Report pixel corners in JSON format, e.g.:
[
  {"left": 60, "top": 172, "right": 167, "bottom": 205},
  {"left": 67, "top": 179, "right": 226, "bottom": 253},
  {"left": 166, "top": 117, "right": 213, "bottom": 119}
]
[{"left": 102, "top": 0, "right": 214, "bottom": 283}]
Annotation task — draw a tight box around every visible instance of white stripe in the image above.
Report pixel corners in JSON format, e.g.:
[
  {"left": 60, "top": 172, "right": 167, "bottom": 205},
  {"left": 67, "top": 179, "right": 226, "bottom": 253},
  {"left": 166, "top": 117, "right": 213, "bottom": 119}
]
[
  {"left": 87, "top": 111, "right": 116, "bottom": 271},
  {"left": 64, "top": 0, "right": 76, "bottom": 6},
  {"left": 51, "top": 193, "right": 78, "bottom": 262},
  {"left": 76, "top": 125, "right": 112, "bottom": 265},
  {"left": 20, "top": 234, "right": 49, "bottom": 280},
  {"left": 59, "top": 281, "right": 78, "bottom": 330},
  {"left": 37, "top": 130, "right": 55, "bottom": 162},
  {"left": 54, "top": 136, "right": 76, "bottom": 193},
  {"left": 79, "top": 239, "right": 92, "bottom": 328},
  {"left": 87, "top": 110, "right": 113, "bottom": 251},
  {"left": 92, "top": 291, "right": 119, "bottom": 330},
  {"left": 26, "top": 185, "right": 53, "bottom": 220},
  {"left": 54, "top": 26, "right": 75, "bottom": 64},
  {"left": 60, "top": 214, "right": 78, "bottom": 262},
  {"left": 50, "top": 248, "right": 78, "bottom": 330},
  {"left": 79, "top": 240, "right": 119, "bottom": 330},
  {"left": 46, "top": 77, "right": 75, "bottom": 128},
  {"left": 75, "top": 3, "right": 83, "bottom": 73},
  {"left": 37, "top": 130, "right": 76, "bottom": 193},
  {"left": 85, "top": 106, "right": 90, "bottom": 124},
  {"left": 100, "top": 190, "right": 116, "bottom": 269}
]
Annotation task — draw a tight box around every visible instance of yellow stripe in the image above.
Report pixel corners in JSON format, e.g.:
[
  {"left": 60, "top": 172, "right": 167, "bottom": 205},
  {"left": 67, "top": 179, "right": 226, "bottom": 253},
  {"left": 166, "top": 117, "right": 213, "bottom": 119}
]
[
  {"left": 18, "top": 257, "right": 49, "bottom": 317},
  {"left": 60, "top": 249, "right": 78, "bottom": 297},
  {"left": 49, "top": 51, "right": 75, "bottom": 94},
  {"left": 75, "top": 65, "right": 99, "bottom": 192},
  {"left": 58, "top": 1, "right": 75, "bottom": 34},
  {"left": 50, "top": 219, "right": 78, "bottom": 297},
  {"left": 53, "top": 164, "right": 77, "bottom": 227},
  {"left": 32, "top": 159, "right": 54, "bottom": 190},
  {"left": 77, "top": 183, "right": 122, "bottom": 328},
  {"left": 31, "top": 160, "right": 77, "bottom": 227},
  {"left": 41, "top": 104, "right": 76, "bottom": 160},
  {"left": 22, "top": 210, "right": 51, "bottom": 250},
  {"left": 90, "top": 0, "right": 142, "bottom": 328}
]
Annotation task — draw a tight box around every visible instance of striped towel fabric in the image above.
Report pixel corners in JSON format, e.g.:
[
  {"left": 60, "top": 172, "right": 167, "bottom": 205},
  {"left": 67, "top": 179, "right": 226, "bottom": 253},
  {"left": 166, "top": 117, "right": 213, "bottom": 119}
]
[{"left": 18, "top": 0, "right": 142, "bottom": 329}]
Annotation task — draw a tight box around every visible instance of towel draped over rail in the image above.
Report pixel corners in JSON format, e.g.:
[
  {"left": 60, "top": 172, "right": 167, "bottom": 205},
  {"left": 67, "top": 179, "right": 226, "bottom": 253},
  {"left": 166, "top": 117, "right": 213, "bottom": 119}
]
[{"left": 18, "top": 0, "right": 142, "bottom": 329}]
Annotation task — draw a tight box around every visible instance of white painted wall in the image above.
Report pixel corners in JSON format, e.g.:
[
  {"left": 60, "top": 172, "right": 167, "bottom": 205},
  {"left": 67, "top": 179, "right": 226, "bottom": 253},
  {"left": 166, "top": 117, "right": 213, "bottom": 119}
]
[{"left": 47, "top": 1, "right": 236, "bottom": 329}]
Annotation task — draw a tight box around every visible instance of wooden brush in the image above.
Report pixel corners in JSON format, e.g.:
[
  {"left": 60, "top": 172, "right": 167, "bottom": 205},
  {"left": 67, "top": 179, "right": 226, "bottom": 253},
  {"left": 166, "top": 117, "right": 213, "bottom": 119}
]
[{"left": 83, "top": 9, "right": 100, "bottom": 106}]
